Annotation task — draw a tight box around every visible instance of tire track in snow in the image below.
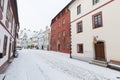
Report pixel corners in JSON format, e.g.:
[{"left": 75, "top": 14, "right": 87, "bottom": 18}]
[{"left": 35, "top": 52, "right": 113, "bottom": 80}]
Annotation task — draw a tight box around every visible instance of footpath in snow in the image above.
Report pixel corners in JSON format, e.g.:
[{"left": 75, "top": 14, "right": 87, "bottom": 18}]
[{"left": 3, "top": 49, "right": 120, "bottom": 80}]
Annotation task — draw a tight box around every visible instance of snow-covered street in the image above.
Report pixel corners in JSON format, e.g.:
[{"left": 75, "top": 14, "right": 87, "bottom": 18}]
[{"left": 4, "top": 49, "right": 120, "bottom": 80}]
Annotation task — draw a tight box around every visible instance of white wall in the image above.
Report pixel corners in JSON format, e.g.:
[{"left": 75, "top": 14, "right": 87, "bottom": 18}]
[
  {"left": 0, "top": 0, "right": 15, "bottom": 66},
  {"left": 69, "top": 0, "right": 120, "bottom": 61}
]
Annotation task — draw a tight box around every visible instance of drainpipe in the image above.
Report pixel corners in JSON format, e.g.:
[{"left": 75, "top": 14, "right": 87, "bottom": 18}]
[
  {"left": 69, "top": 9, "right": 72, "bottom": 58},
  {"left": 70, "top": 25, "right": 72, "bottom": 58}
]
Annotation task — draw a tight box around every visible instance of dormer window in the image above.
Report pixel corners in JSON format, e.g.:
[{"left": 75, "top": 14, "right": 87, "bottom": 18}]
[{"left": 93, "top": 0, "right": 99, "bottom": 5}]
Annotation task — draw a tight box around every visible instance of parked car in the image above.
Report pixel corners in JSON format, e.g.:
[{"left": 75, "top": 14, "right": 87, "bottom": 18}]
[
  {"left": 16, "top": 46, "right": 22, "bottom": 50},
  {"left": 13, "top": 51, "right": 19, "bottom": 58}
]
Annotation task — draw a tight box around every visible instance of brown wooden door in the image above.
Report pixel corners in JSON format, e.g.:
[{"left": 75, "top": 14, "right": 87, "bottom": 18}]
[{"left": 94, "top": 42, "right": 105, "bottom": 61}]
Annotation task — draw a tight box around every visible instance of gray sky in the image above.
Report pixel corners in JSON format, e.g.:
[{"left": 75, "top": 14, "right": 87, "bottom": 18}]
[{"left": 17, "top": 0, "right": 71, "bottom": 31}]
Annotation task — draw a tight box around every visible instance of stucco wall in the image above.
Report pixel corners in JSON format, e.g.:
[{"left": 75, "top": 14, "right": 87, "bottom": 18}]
[{"left": 69, "top": 0, "right": 120, "bottom": 61}]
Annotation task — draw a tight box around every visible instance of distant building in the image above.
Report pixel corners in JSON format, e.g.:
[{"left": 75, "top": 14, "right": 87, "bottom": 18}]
[
  {"left": 27, "top": 38, "right": 33, "bottom": 49},
  {"left": 31, "top": 31, "right": 39, "bottom": 49},
  {"left": 50, "top": 4, "right": 71, "bottom": 54},
  {"left": 21, "top": 33, "right": 28, "bottom": 49},
  {"left": 43, "top": 26, "right": 50, "bottom": 50},
  {"left": 38, "top": 30, "right": 44, "bottom": 50},
  {"left": 0, "top": 0, "right": 19, "bottom": 71},
  {"left": 19, "top": 29, "right": 39, "bottom": 49}
]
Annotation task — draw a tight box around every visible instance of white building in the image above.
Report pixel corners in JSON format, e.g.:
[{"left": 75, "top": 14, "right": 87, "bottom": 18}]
[
  {"left": 0, "top": 0, "right": 19, "bottom": 71},
  {"left": 43, "top": 26, "right": 50, "bottom": 50},
  {"left": 38, "top": 30, "right": 44, "bottom": 50},
  {"left": 69, "top": 0, "right": 120, "bottom": 63},
  {"left": 19, "top": 29, "right": 39, "bottom": 49},
  {"left": 31, "top": 31, "right": 39, "bottom": 49},
  {"left": 21, "top": 33, "right": 28, "bottom": 49}
]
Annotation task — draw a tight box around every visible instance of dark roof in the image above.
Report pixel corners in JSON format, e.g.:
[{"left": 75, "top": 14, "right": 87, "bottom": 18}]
[{"left": 51, "top": 0, "right": 75, "bottom": 25}]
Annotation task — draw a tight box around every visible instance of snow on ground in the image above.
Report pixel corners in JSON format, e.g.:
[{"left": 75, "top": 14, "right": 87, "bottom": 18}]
[{"left": 4, "top": 49, "right": 120, "bottom": 80}]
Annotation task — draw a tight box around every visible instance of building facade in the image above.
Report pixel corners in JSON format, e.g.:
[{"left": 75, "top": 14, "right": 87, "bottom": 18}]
[
  {"left": 38, "top": 30, "right": 44, "bottom": 50},
  {"left": 50, "top": 6, "right": 71, "bottom": 53},
  {"left": 0, "top": 0, "right": 19, "bottom": 71},
  {"left": 19, "top": 29, "right": 39, "bottom": 49},
  {"left": 69, "top": 0, "right": 120, "bottom": 62},
  {"left": 21, "top": 33, "right": 28, "bottom": 49},
  {"left": 43, "top": 26, "right": 50, "bottom": 50},
  {"left": 30, "top": 31, "right": 39, "bottom": 49}
]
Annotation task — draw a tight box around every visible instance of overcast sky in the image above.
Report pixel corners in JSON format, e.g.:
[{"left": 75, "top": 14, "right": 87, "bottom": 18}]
[{"left": 17, "top": 0, "right": 71, "bottom": 31}]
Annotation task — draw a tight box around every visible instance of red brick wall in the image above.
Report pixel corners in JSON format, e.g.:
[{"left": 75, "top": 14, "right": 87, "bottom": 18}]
[{"left": 50, "top": 8, "right": 70, "bottom": 54}]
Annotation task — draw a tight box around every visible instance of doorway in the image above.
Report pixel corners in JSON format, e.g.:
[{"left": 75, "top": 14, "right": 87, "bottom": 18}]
[
  {"left": 58, "top": 44, "right": 60, "bottom": 51},
  {"left": 94, "top": 41, "right": 106, "bottom": 61},
  {"left": 8, "top": 42, "right": 11, "bottom": 61}
]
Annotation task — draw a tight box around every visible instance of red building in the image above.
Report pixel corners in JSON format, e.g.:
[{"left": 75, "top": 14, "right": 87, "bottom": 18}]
[{"left": 50, "top": 5, "right": 71, "bottom": 54}]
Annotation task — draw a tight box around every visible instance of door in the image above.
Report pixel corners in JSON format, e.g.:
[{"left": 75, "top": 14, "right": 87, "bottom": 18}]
[
  {"left": 94, "top": 41, "right": 106, "bottom": 61},
  {"left": 8, "top": 42, "right": 11, "bottom": 61},
  {"left": 58, "top": 44, "right": 60, "bottom": 51}
]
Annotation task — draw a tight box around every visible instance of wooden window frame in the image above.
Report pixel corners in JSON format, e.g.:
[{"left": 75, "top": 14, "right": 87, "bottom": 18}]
[
  {"left": 92, "top": 11, "right": 103, "bottom": 29},
  {"left": 77, "top": 4, "right": 81, "bottom": 15},
  {"left": 77, "top": 21, "right": 83, "bottom": 33},
  {"left": 77, "top": 44, "right": 83, "bottom": 53}
]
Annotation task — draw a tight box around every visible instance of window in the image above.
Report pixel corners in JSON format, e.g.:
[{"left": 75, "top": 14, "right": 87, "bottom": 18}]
[
  {"left": 62, "top": 31, "right": 65, "bottom": 37},
  {"left": 62, "top": 18, "right": 65, "bottom": 24},
  {"left": 3, "top": 35, "right": 8, "bottom": 56},
  {"left": 77, "top": 21, "right": 83, "bottom": 33},
  {"left": 0, "top": 0, "right": 4, "bottom": 10},
  {"left": 58, "top": 22, "right": 60, "bottom": 27},
  {"left": 6, "top": 2, "right": 10, "bottom": 21},
  {"left": 58, "top": 32, "right": 60, "bottom": 38},
  {"left": 77, "top": 44, "right": 83, "bottom": 53},
  {"left": 77, "top": 5, "right": 81, "bottom": 15},
  {"left": 92, "top": 12, "right": 102, "bottom": 28},
  {"left": 93, "top": 0, "right": 99, "bottom": 5}
]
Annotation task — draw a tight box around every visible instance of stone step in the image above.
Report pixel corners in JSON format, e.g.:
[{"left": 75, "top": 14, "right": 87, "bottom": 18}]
[
  {"left": 92, "top": 60, "right": 107, "bottom": 64},
  {"left": 89, "top": 60, "right": 108, "bottom": 67},
  {"left": 108, "top": 63, "right": 120, "bottom": 71}
]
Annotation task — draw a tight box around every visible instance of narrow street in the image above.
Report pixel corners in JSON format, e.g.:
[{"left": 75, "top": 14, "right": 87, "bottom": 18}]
[{"left": 4, "top": 49, "right": 120, "bottom": 80}]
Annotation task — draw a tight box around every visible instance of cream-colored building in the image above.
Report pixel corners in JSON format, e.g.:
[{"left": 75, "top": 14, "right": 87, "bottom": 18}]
[
  {"left": 43, "top": 26, "right": 50, "bottom": 50},
  {"left": 69, "top": 0, "right": 120, "bottom": 63}
]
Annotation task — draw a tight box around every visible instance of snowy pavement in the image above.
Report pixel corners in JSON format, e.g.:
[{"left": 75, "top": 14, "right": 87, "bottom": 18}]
[{"left": 4, "top": 49, "right": 120, "bottom": 80}]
